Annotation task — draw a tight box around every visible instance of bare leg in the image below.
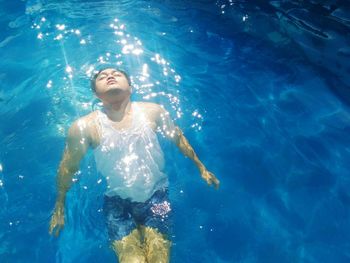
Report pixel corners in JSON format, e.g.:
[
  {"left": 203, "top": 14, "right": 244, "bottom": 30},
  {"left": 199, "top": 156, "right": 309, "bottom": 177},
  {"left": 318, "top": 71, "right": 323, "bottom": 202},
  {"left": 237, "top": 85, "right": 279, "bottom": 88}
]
[
  {"left": 112, "top": 228, "right": 147, "bottom": 263},
  {"left": 142, "top": 226, "right": 171, "bottom": 263}
]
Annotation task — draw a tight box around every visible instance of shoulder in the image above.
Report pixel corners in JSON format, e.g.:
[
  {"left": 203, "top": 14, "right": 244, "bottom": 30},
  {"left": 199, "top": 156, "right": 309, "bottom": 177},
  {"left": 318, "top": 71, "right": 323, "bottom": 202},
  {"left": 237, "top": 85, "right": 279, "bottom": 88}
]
[
  {"left": 133, "top": 101, "right": 169, "bottom": 125},
  {"left": 134, "top": 101, "right": 162, "bottom": 110},
  {"left": 68, "top": 112, "right": 98, "bottom": 138},
  {"left": 134, "top": 101, "right": 166, "bottom": 115}
]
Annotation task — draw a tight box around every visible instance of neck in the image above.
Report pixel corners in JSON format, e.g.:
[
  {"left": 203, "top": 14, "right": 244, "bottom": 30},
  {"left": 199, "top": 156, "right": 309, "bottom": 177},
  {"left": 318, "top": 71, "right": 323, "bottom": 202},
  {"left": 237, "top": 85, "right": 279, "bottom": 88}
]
[{"left": 102, "top": 99, "right": 132, "bottom": 122}]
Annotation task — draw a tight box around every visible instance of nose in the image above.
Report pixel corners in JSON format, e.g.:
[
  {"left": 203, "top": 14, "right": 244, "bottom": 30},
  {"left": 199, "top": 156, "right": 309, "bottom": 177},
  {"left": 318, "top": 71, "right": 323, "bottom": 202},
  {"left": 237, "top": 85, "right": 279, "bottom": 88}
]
[{"left": 107, "top": 75, "right": 115, "bottom": 81}]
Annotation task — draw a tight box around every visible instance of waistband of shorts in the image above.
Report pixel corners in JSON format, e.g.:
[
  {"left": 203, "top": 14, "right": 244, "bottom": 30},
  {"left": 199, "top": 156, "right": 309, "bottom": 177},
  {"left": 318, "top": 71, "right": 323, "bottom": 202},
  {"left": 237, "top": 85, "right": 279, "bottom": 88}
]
[{"left": 104, "top": 187, "right": 168, "bottom": 203}]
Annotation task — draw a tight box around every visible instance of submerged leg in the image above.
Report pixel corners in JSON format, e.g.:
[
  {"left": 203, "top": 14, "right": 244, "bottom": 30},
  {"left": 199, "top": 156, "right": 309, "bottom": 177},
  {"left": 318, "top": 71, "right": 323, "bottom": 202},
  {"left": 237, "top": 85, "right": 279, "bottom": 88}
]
[
  {"left": 142, "top": 226, "right": 171, "bottom": 263},
  {"left": 112, "top": 228, "right": 147, "bottom": 263}
]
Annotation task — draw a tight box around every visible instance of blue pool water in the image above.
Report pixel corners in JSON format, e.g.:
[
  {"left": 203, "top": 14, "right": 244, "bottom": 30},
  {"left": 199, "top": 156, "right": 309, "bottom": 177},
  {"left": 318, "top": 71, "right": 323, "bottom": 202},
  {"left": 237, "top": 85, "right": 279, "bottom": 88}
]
[{"left": 1, "top": 0, "right": 350, "bottom": 262}]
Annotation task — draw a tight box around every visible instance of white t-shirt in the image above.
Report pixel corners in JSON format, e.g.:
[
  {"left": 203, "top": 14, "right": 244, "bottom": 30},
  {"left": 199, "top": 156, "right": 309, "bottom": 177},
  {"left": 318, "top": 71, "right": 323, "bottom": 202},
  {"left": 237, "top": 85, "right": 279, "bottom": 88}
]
[{"left": 93, "top": 103, "right": 168, "bottom": 202}]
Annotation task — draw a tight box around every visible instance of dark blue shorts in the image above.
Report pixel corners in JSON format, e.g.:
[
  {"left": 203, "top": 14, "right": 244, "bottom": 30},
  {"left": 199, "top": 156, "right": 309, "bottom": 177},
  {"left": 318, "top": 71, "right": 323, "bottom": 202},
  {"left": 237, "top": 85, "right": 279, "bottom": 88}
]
[{"left": 103, "top": 188, "right": 172, "bottom": 241}]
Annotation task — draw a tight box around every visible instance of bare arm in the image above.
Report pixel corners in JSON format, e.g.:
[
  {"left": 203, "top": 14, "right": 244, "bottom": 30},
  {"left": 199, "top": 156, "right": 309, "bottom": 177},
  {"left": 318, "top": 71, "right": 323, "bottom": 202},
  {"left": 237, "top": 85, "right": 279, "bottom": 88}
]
[
  {"left": 156, "top": 106, "right": 220, "bottom": 189},
  {"left": 49, "top": 119, "right": 91, "bottom": 236}
]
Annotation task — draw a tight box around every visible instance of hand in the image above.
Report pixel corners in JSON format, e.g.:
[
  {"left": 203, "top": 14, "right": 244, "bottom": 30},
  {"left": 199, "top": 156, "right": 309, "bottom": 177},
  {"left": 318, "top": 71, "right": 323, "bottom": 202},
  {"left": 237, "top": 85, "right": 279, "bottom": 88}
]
[
  {"left": 200, "top": 169, "right": 220, "bottom": 189},
  {"left": 49, "top": 203, "right": 65, "bottom": 237}
]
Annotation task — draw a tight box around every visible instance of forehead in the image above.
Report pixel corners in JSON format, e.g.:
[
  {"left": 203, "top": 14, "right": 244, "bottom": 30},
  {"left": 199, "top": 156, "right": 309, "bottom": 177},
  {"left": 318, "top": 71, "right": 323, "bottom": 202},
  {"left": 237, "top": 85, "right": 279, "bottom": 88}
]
[{"left": 98, "top": 68, "right": 120, "bottom": 76}]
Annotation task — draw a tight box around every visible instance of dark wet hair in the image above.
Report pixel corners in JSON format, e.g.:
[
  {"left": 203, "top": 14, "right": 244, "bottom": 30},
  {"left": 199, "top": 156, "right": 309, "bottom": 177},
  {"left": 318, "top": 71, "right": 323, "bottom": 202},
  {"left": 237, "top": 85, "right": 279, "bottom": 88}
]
[{"left": 90, "top": 67, "right": 131, "bottom": 92}]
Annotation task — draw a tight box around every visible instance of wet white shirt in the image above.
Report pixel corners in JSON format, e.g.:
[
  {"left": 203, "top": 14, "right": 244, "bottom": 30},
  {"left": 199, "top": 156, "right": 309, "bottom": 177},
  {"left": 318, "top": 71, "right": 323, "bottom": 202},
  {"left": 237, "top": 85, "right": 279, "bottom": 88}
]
[{"left": 93, "top": 103, "right": 168, "bottom": 202}]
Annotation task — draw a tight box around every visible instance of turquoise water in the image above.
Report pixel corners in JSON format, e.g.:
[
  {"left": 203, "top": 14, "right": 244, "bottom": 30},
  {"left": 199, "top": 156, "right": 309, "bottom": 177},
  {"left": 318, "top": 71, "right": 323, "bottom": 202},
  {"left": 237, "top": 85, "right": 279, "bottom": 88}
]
[{"left": 1, "top": 0, "right": 350, "bottom": 262}]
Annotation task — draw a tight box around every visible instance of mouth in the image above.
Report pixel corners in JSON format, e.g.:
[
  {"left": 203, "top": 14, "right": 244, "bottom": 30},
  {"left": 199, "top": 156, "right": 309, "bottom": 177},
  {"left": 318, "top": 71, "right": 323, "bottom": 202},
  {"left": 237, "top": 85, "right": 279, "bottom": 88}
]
[{"left": 107, "top": 80, "right": 117, "bottom": 85}]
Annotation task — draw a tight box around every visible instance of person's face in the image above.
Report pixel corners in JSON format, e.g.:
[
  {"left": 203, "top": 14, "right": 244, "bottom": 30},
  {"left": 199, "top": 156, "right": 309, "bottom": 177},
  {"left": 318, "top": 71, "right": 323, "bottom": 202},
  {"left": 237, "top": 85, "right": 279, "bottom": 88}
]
[{"left": 94, "top": 68, "right": 131, "bottom": 99}]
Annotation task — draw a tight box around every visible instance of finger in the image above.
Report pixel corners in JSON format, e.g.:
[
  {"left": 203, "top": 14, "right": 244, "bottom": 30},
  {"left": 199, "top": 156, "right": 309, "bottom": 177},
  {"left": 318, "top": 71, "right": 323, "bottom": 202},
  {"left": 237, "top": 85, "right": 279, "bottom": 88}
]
[
  {"left": 206, "top": 177, "right": 212, "bottom": 186},
  {"left": 55, "top": 226, "right": 60, "bottom": 237},
  {"left": 211, "top": 179, "right": 217, "bottom": 189},
  {"left": 49, "top": 220, "right": 55, "bottom": 234},
  {"left": 49, "top": 224, "right": 56, "bottom": 235},
  {"left": 215, "top": 178, "right": 220, "bottom": 189},
  {"left": 211, "top": 177, "right": 220, "bottom": 189},
  {"left": 214, "top": 180, "right": 220, "bottom": 189}
]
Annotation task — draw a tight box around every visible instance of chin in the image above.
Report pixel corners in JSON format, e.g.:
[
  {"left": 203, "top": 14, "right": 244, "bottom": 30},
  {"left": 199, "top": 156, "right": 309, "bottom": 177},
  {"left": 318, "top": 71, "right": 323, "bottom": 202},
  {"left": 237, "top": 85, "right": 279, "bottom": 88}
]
[
  {"left": 107, "top": 86, "right": 124, "bottom": 93},
  {"left": 99, "top": 88, "right": 131, "bottom": 101}
]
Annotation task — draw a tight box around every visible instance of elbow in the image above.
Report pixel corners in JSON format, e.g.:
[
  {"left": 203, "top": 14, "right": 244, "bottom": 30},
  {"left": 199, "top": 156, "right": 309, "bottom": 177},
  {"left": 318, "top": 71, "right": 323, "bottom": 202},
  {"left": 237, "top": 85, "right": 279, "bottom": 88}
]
[{"left": 58, "top": 162, "right": 79, "bottom": 176}]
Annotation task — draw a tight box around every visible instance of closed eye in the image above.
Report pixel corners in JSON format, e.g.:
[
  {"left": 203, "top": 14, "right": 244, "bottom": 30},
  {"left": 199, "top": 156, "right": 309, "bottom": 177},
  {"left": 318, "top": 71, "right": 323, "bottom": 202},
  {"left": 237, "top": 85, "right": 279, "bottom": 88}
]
[
  {"left": 113, "top": 72, "right": 122, "bottom": 77},
  {"left": 97, "top": 73, "right": 108, "bottom": 80}
]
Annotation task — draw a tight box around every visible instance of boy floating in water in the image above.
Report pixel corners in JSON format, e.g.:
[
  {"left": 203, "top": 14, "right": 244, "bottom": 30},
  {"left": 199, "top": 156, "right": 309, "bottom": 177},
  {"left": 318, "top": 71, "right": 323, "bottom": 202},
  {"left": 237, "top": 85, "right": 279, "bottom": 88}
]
[{"left": 49, "top": 68, "right": 219, "bottom": 262}]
